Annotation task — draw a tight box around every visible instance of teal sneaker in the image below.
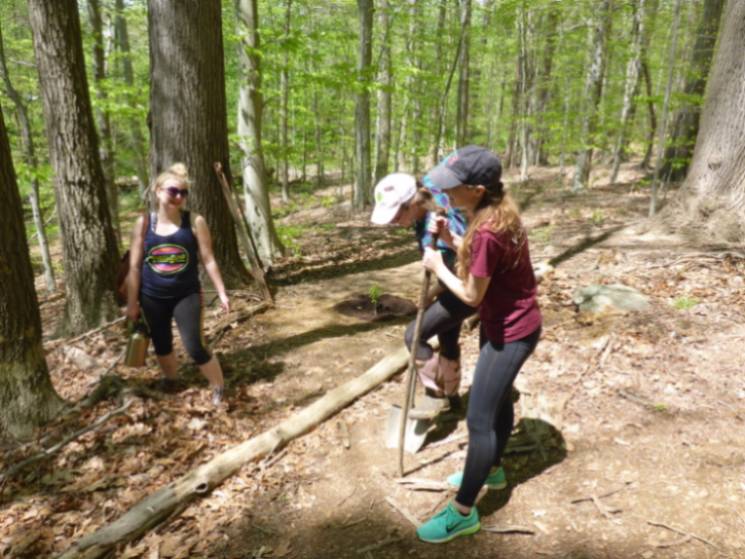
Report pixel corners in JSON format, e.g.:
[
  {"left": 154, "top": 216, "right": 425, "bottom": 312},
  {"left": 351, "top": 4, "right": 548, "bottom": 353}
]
[
  {"left": 416, "top": 502, "right": 480, "bottom": 543},
  {"left": 447, "top": 466, "right": 506, "bottom": 490}
]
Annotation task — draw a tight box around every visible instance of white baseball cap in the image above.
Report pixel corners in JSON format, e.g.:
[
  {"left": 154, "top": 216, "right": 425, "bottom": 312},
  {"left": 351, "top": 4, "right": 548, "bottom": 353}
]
[{"left": 370, "top": 173, "right": 417, "bottom": 225}]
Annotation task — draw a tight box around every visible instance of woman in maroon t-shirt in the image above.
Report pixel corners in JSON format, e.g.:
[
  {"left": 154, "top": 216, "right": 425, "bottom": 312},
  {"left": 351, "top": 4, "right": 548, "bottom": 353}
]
[{"left": 416, "top": 146, "right": 542, "bottom": 544}]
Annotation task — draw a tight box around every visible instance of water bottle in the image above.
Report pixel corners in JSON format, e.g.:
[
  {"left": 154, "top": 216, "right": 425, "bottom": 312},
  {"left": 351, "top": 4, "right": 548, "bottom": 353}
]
[{"left": 125, "top": 319, "right": 149, "bottom": 367}]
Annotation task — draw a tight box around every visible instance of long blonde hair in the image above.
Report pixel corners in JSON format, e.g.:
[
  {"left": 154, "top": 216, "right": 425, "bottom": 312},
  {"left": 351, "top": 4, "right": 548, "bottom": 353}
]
[{"left": 457, "top": 185, "right": 524, "bottom": 277}]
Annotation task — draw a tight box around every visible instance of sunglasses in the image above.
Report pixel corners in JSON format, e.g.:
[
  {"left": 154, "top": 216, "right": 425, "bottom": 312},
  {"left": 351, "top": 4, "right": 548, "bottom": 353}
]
[{"left": 166, "top": 186, "right": 189, "bottom": 199}]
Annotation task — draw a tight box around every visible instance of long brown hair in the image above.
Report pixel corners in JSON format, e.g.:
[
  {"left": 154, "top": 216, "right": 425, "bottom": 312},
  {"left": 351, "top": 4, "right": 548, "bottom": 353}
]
[{"left": 457, "top": 184, "right": 525, "bottom": 277}]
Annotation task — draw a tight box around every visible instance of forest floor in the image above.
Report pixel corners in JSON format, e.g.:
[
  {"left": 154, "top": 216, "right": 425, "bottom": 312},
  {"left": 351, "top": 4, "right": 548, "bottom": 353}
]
[{"left": 2, "top": 162, "right": 745, "bottom": 559}]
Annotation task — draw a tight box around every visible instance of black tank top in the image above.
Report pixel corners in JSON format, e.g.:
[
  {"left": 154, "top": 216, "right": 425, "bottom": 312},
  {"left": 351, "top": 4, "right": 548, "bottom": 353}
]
[{"left": 140, "top": 211, "right": 200, "bottom": 299}]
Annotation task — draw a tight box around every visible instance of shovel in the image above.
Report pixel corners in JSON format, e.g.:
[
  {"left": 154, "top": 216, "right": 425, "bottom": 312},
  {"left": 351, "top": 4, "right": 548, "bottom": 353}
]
[{"left": 385, "top": 234, "right": 438, "bottom": 475}]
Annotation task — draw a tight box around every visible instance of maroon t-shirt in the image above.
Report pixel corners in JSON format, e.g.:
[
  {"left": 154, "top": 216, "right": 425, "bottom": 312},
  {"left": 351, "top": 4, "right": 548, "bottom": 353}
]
[{"left": 469, "top": 226, "right": 542, "bottom": 344}]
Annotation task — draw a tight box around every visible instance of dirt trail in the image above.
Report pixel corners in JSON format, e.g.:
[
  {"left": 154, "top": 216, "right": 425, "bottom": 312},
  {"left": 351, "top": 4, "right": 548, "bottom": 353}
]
[{"left": 3, "top": 165, "right": 744, "bottom": 559}]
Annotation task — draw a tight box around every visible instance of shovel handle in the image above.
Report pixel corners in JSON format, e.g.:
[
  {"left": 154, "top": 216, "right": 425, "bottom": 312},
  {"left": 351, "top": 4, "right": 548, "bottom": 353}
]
[{"left": 398, "top": 230, "right": 439, "bottom": 476}]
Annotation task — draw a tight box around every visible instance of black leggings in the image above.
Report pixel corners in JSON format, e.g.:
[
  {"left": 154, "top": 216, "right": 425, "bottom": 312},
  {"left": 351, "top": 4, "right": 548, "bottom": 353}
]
[
  {"left": 404, "top": 289, "right": 476, "bottom": 361},
  {"left": 456, "top": 327, "right": 540, "bottom": 507},
  {"left": 139, "top": 291, "right": 211, "bottom": 365}
]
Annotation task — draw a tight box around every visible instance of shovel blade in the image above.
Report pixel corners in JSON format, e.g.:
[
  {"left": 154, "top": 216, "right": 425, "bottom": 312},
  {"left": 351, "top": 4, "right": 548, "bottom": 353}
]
[{"left": 384, "top": 404, "right": 430, "bottom": 453}]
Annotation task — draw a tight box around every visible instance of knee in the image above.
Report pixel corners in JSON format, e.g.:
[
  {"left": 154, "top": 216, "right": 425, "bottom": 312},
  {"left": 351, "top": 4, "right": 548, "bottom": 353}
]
[
  {"left": 466, "top": 411, "right": 493, "bottom": 437},
  {"left": 404, "top": 322, "right": 415, "bottom": 349},
  {"left": 186, "top": 341, "right": 211, "bottom": 365}
]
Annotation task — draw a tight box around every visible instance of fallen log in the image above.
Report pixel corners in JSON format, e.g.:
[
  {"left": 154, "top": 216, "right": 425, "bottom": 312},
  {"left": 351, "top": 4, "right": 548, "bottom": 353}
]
[{"left": 58, "top": 344, "right": 413, "bottom": 559}]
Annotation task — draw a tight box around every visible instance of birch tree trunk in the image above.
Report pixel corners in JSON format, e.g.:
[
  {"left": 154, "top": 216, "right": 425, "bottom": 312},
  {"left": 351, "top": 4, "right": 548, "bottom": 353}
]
[
  {"left": 661, "top": 0, "right": 724, "bottom": 181},
  {"left": 236, "top": 0, "right": 284, "bottom": 267},
  {"left": 280, "top": 0, "right": 292, "bottom": 203},
  {"left": 572, "top": 0, "right": 612, "bottom": 192},
  {"left": 0, "top": 105, "right": 64, "bottom": 440},
  {"left": 148, "top": 0, "right": 249, "bottom": 287},
  {"left": 430, "top": 0, "right": 448, "bottom": 165},
  {"left": 455, "top": 0, "right": 471, "bottom": 148},
  {"left": 610, "top": 0, "right": 646, "bottom": 184},
  {"left": 675, "top": 0, "right": 745, "bottom": 242},
  {"left": 353, "top": 0, "right": 373, "bottom": 209},
  {"left": 517, "top": 2, "right": 531, "bottom": 180},
  {"left": 28, "top": 0, "right": 121, "bottom": 335},
  {"left": 649, "top": 0, "right": 683, "bottom": 216},
  {"left": 88, "top": 0, "right": 119, "bottom": 243},
  {"left": 0, "top": 24, "right": 55, "bottom": 294}
]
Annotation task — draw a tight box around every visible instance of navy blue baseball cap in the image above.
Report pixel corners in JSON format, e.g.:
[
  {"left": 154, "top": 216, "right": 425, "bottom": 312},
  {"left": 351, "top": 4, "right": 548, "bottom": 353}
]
[{"left": 425, "top": 145, "right": 503, "bottom": 192}]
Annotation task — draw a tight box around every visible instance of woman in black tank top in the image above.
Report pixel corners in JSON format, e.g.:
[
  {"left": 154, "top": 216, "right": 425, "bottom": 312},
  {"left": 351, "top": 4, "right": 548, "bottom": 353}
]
[{"left": 124, "top": 164, "right": 229, "bottom": 407}]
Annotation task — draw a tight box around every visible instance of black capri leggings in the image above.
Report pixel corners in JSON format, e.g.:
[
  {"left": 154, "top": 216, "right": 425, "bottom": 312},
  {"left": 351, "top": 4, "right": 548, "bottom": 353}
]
[
  {"left": 139, "top": 291, "right": 211, "bottom": 365},
  {"left": 456, "top": 327, "right": 541, "bottom": 507},
  {"left": 404, "top": 288, "right": 477, "bottom": 361}
]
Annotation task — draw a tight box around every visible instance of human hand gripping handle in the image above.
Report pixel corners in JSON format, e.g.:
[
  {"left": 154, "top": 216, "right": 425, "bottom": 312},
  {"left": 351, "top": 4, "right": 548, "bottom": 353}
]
[{"left": 428, "top": 214, "right": 454, "bottom": 248}]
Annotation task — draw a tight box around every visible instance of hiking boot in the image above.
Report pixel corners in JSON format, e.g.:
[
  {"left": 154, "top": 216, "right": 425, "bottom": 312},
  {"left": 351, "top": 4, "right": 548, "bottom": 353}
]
[
  {"left": 211, "top": 386, "right": 224, "bottom": 407},
  {"left": 416, "top": 502, "right": 480, "bottom": 543},
  {"left": 409, "top": 391, "right": 450, "bottom": 419},
  {"left": 447, "top": 466, "right": 507, "bottom": 490}
]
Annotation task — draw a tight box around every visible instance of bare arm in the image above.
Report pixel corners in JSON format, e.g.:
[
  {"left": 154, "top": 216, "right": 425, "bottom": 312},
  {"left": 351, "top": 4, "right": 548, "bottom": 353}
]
[
  {"left": 194, "top": 214, "right": 230, "bottom": 313},
  {"left": 422, "top": 247, "right": 490, "bottom": 307},
  {"left": 125, "top": 216, "right": 146, "bottom": 321}
]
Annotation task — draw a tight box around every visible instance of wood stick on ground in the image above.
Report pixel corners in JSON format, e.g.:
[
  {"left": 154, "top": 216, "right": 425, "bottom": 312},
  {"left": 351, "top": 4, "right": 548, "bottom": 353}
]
[
  {"left": 655, "top": 534, "right": 692, "bottom": 548},
  {"left": 394, "top": 478, "right": 450, "bottom": 492},
  {"left": 47, "top": 316, "right": 126, "bottom": 350},
  {"left": 336, "top": 419, "right": 351, "bottom": 449},
  {"left": 482, "top": 525, "right": 536, "bottom": 535},
  {"left": 559, "top": 335, "right": 614, "bottom": 415},
  {"left": 0, "top": 398, "right": 134, "bottom": 484},
  {"left": 58, "top": 345, "right": 413, "bottom": 559},
  {"left": 356, "top": 536, "right": 402, "bottom": 555},
  {"left": 646, "top": 520, "right": 722, "bottom": 551},
  {"left": 385, "top": 496, "right": 420, "bottom": 528},
  {"left": 426, "top": 433, "right": 467, "bottom": 449},
  {"left": 570, "top": 481, "right": 633, "bottom": 504}
]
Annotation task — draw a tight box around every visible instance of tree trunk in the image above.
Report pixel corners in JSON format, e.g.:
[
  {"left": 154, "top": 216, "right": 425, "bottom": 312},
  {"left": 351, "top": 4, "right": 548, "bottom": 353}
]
[
  {"left": 148, "top": 0, "right": 249, "bottom": 287},
  {"left": 455, "top": 0, "right": 471, "bottom": 148},
  {"left": 280, "top": 0, "right": 292, "bottom": 203},
  {"left": 534, "top": 4, "right": 559, "bottom": 166},
  {"left": 88, "top": 0, "right": 119, "bottom": 244},
  {"left": 0, "top": 105, "right": 64, "bottom": 440},
  {"left": 649, "top": 0, "right": 683, "bottom": 216},
  {"left": 353, "top": 0, "right": 373, "bottom": 209},
  {"left": 374, "top": 0, "right": 392, "bottom": 185},
  {"left": 236, "top": 0, "right": 284, "bottom": 267},
  {"left": 407, "top": 1, "right": 422, "bottom": 174},
  {"left": 28, "top": 0, "right": 120, "bottom": 335},
  {"left": 0, "top": 24, "right": 55, "bottom": 294},
  {"left": 572, "top": 0, "right": 612, "bottom": 191},
  {"left": 313, "top": 86, "right": 324, "bottom": 186},
  {"left": 661, "top": 0, "right": 725, "bottom": 181},
  {"left": 429, "top": 0, "right": 448, "bottom": 166},
  {"left": 517, "top": 2, "right": 531, "bottom": 180},
  {"left": 676, "top": 0, "right": 745, "bottom": 242},
  {"left": 610, "top": 0, "right": 646, "bottom": 184},
  {"left": 113, "top": 0, "right": 148, "bottom": 196},
  {"left": 433, "top": 4, "right": 468, "bottom": 164}
]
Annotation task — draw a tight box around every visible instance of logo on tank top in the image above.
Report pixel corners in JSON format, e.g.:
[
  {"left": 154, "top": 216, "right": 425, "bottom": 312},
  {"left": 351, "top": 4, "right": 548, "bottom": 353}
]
[{"left": 146, "top": 244, "right": 190, "bottom": 275}]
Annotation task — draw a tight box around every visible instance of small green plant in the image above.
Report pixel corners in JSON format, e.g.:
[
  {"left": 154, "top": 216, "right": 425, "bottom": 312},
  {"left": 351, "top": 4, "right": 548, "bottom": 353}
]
[
  {"left": 276, "top": 224, "right": 304, "bottom": 257},
  {"left": 672, "top": 296, "right": 699, "bottom": 310},
  {"left": 653, "top": 403, "right": 668, "bottom": 413},
  {"left": 530, "top": 225, "right": 553, "bottom": 244},
  {"left": 368, "top": 283, "right": 383, "bottom": 313},
  {"left": 590, "top": 209, "right": 605, "bottom": 226}
]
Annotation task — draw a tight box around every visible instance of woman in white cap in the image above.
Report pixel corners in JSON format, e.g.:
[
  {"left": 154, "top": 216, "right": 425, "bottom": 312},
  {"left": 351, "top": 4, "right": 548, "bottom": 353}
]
[
  {"left": 371, "top": 172, "right": 475, "bottom": 414},
  {"left": 416, "top": 146, "right": 542, "bottom": 543}
]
